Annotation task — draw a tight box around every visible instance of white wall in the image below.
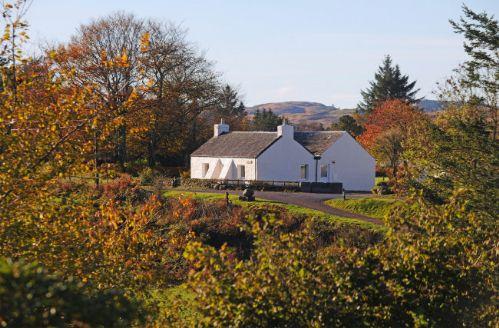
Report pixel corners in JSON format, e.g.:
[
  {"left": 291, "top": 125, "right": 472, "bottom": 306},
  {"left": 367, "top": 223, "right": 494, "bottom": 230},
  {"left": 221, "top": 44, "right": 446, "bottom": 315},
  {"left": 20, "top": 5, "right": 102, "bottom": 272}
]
[
  {"left": 319, "top": 133, "right": 375, "bottom": 191},
  {"left": 191, "top": 157, "right": 256, "bottom": 180},
  {"left": 256, "top": 136, "right": 315, "bottom": 182},
  {"left": 191, "top": 132, "right": 375, "bottom": 191}
]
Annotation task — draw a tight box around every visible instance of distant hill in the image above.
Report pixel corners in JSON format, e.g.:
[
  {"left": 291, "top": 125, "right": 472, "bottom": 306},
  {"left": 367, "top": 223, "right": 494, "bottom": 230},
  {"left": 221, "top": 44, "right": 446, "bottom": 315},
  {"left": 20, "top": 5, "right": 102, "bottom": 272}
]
[
  {"left": 417, "top": 99, "right": 443, "bottom": 112},
  {"left": 246, "top": 101, "right": 348, "bottom": 126},
  {"left": 246, "top": 99, "right": 443, "bottom": 126}
]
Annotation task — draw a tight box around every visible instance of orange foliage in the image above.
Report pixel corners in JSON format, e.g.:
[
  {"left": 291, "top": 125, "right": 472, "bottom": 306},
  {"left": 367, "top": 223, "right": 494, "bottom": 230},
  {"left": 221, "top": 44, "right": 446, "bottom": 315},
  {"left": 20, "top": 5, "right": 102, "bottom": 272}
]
[{"left": 357, "top": 99, "right": 424, "bottom": 149}]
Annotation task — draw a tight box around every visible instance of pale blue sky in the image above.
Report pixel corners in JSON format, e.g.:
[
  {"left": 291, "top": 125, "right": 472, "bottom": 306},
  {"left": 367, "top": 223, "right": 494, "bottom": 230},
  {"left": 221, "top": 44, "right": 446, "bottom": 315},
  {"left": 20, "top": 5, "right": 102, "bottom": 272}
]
[{"left": 26, "top": 1, "right": 498, "bottom": 108}]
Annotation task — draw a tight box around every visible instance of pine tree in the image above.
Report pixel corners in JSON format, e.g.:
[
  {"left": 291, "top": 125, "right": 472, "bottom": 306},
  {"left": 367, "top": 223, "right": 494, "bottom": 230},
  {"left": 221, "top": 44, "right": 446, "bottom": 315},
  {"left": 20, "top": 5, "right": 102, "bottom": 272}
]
[
  {"left": 358, "top": 55, "right": 420, "bottom": 114},
  {"left": 251, "top": 109, "right": 282, "bottom": 131},
  {"left": 330, "top": 115, "right": 363, "bottom": 137},
  {"left": 449, "top": 5, "right": 498, "bottom": 139},
  {"left": 217, "top": 84, "right": 245, "bottom": 119}
]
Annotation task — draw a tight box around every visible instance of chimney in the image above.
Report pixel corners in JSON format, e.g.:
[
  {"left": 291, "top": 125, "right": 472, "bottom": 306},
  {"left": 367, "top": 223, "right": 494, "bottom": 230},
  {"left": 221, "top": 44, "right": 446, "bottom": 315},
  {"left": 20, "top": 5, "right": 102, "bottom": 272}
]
[
  {"left": 214, "top": 118, "right": 229, "bottom": 137},
  {"left": 277, "top": 119, "right": 294, "bottom": 138}
]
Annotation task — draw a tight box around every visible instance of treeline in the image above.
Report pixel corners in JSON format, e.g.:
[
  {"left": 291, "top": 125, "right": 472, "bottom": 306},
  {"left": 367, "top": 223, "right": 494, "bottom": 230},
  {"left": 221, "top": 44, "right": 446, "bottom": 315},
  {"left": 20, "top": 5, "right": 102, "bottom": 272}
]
[{"left": 1, "top": 10, "right": 247, "bottom": 174}]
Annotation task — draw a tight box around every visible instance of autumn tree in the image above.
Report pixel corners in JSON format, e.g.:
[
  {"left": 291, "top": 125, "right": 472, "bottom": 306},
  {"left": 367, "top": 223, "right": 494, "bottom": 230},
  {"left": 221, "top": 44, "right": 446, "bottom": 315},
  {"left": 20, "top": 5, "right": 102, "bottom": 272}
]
[
  {"left": 0, "top": 31, "right": 104, "bottom": 224},
  {"left": 52, "top": 13, "right": 144, "bottom": 171},
  {"left": 403, "top": 104, "right": 498, "bottom": 211},
  {"left": 358, "top": 99, "right": 424, "bottom": 177},
  {"left": 358, "top": 55, "right": 420, "bottom": 114},
  {"left": 137, "top": 20, "right": 220, "bottom": 168}
]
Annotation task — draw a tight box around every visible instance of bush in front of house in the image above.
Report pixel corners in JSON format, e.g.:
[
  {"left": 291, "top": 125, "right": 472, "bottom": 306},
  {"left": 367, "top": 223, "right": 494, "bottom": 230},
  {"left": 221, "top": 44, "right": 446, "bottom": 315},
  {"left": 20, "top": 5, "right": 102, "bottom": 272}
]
[
  {"left": 139, "top": 167, "right": 155, "bottom": 185},
  {"left": 371, "top": 181, "right": 393, "bottom": 195}
]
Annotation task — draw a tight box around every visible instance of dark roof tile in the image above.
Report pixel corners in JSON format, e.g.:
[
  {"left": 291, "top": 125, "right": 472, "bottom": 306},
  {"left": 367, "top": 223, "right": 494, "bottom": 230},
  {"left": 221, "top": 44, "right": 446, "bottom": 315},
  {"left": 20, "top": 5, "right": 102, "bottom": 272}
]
[
  {"left": 191, "top": 132, "right": 279, "bottom": 158},
  {"left": 191, "top": 130, "right": 346, "bottom": 158},
  {"left": 294, "top": 131, "right": 345, "bottom": 155}
]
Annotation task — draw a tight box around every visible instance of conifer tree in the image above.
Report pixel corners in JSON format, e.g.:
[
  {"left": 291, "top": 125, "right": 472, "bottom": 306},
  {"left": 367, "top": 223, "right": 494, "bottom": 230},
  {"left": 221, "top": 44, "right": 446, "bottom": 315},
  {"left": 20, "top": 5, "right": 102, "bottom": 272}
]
[
  {"left": 449, "top": 5, "right": 498, "bottom": 139},
  {"left": 217, "top": 84, "right": 245, "bottom": 119},
  {"left": 251, "top": 109, "right": 282, "bottom": 131},
  {"left": 358, "top": 55, "right": 420, "bottom": 113}
]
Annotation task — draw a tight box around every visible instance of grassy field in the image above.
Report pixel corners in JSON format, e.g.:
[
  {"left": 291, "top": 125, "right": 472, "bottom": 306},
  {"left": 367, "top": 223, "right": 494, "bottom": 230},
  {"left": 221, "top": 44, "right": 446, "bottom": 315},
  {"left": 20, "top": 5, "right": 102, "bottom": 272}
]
[
  {"left": 163, "top": 190, "right": 380, "bottom": 230},
  {"left": 325, "top": 196, "right": 401, "bottom": 220}
]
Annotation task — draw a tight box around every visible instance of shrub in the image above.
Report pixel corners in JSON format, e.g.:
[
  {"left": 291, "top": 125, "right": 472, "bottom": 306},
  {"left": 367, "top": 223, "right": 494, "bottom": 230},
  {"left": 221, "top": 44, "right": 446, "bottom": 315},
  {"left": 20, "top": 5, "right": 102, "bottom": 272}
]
[
  {"left": 372, "top": 181, "right": 393, "bottom": 195},
  {"left": 139, "top": 167, "right": 155, "bottom": 185},
  {"left": 101, "top": 174, "right": 149, "bottom": 203},
  {"left": 0, "top": 258, "right": 141, "bottom": 327},
  {"left": 181, "top": 191, "right": 497, "bottom": 327}
]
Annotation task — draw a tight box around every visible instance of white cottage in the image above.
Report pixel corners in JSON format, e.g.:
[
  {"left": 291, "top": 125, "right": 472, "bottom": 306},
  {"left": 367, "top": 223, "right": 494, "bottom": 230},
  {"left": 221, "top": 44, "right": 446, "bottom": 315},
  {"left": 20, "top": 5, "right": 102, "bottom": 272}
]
[{"left": 190, "top": 121, "right": 375, "bottom": 191}]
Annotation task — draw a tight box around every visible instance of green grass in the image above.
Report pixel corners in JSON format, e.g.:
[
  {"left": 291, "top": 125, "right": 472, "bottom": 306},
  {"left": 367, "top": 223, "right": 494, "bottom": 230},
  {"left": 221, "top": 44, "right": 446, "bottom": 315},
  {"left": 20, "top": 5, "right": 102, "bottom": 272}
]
[
  {"left": 163, "top": 190, "right": 380, "bottom": 230},
  {"left": 325, "top": 197, "right": 401, "bottom": 220}
]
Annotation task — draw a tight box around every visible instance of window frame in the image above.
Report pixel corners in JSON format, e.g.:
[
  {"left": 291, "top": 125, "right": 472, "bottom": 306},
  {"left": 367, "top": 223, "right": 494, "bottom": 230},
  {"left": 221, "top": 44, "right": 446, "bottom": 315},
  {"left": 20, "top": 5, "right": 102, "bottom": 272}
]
[
  {"left": 202, "top": 163, "right": 209, "bottom": 177},
  {"left": 300, "top": 164, "right": 308, "bottom": 179},
  {"left": 320, "top": 164, "right": 328, "bottom": 178},
  {"left": 237, "top": 164, "right": 246, "bottom": 179}
]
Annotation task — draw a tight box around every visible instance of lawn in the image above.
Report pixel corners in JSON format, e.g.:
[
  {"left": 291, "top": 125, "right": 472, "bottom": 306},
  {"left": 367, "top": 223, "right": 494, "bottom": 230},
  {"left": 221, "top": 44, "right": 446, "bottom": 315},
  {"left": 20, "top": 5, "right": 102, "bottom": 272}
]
[
  {"left": 325, "top": 196, "right": 402, "bottom": 220},
  {"left": 163, "top": 190, "right": 380, "bottom": 230}
]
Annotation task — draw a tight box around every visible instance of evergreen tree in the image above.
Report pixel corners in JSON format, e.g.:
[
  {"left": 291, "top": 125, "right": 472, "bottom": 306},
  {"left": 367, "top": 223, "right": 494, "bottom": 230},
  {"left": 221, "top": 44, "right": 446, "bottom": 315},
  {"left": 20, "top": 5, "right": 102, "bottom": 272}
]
[
  {"left": 330, "top": 114, "right": 363, "bottom": 137},
  {"left": 358, "top": 55, "right": 420, "bottom": 113},
  {"left": 449, "top": 5, "right": 498, "bottom": 139},
  {"left": 251, "top": 109, "right": 283, "bottom": 131},
  {"left": 217, "top": 84, "right": 246, "bottom": 119}
]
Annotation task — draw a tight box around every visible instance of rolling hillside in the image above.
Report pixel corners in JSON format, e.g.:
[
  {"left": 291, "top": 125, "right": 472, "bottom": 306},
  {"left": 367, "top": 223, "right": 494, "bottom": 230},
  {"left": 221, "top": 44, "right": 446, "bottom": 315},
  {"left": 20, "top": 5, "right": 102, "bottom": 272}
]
[{"left": 246, "top": 99, "right": 442, "bottom": 126}]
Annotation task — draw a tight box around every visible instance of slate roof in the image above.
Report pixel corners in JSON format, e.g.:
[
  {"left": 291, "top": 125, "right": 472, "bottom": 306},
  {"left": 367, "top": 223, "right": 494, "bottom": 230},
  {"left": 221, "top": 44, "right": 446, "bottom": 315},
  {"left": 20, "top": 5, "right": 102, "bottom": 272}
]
[
  {"left": 294, "top": 131, "right": 345, "bottom": 156},
  {"left": 191, "top": 130, "right": 346, "bottom": 158},
  {"left": 191, "top": 132, "right": 279, "bottom": 158}
]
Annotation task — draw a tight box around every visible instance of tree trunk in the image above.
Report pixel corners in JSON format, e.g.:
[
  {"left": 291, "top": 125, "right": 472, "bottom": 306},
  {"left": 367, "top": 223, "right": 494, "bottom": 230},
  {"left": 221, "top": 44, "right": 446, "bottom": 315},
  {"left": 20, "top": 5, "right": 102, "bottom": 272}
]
[
  {"left": 147, "top": 130, "right": 156, "bottom": 168},
  {"left": 116, "top": 123, "right": 127, "bottom": 172}
]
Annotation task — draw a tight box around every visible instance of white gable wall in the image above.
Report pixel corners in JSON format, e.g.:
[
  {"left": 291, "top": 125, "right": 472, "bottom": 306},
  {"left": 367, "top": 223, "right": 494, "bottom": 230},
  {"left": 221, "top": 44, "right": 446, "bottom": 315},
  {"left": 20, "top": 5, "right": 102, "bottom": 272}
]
[
  {"left": 256, "top": 136, "right": 315, "bottom": 182},
  {"left": 191, "top": 157, "right": 256, "bottom": 180},
  {"left": 319, "top": 133, "right": 375, "bottom": 191}
]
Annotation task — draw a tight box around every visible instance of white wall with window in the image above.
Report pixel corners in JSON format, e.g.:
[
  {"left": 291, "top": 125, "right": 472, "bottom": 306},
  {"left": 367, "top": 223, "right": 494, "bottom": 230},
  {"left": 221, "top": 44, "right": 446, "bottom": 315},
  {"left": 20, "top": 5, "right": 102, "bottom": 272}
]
[
  {"left": 318, "top": 134, "right": 375, "bottom": 191},
  {"left": 257, "top": 134, "right": 315, "bottom": 182},
  {"left": 191, "top": 157, "right": 256, "bottom": 180}
]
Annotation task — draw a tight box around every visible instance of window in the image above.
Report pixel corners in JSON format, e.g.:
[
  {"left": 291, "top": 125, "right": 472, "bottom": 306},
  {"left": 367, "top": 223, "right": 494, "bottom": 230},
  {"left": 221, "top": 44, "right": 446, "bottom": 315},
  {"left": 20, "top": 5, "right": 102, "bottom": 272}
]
[
  {"left": 320, "top": 164, "right": 328, "bottom": 178},
  {"left": 237, "top": 165, "right": 246, "bottom": 179},
  {"left": 300, "top": 164, "right": 308, "bottom": 179},
  {"left": 202, "top": 163, "right": 209, "bottom": 177}
]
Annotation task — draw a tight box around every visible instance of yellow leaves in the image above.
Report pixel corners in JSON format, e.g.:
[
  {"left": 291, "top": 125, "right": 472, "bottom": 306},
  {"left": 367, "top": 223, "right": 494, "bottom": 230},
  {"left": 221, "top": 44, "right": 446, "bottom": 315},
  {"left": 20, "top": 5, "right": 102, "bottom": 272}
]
[
  {"left": 140, "top": 31, "right": 150, "bottom": 52},
  {"left": 120, "top": 51, "right": 129, "bottom": 67},
  {"left": 100, "top": 49, "right": 108, "bottom": 62}
]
